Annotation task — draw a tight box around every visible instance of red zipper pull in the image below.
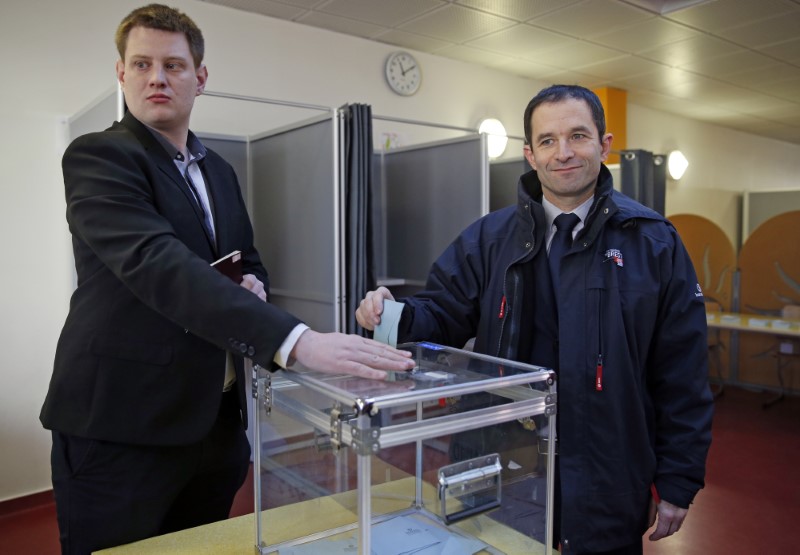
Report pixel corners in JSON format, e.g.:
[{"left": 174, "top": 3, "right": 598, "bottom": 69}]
[
  {"left": 650, "top": 483, "right": 661, "bottom": 504},
  {"left": 595, "top": 354, "right": 603, "bottom": 391},
  {"left": 498, "top": 295, "right": 507, "bottom": 319}
]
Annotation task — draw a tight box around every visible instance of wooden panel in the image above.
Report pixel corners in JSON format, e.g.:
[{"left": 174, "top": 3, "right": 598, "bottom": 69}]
[
  {"left": 670, "top": 214, "right": 737, "bottom": 381},
  {"left": 593, "top": 86, "right": 626, "bottom": 165},
  {"left": 737, "top": 210, "right": 800, "bottom": 389}
]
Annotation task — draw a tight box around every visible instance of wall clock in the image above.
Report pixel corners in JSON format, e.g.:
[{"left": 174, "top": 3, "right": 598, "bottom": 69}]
[{"left": 385, "top": 51, "right": 421, "bottom": 96}]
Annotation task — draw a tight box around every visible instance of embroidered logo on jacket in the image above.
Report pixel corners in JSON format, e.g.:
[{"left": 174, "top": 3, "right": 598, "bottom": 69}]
[
  {"left": 695, "top": 283, "right": 704, "bottom": 298},
  {"left": 604, "top": 248, "right": 624, "bottom": 267}
]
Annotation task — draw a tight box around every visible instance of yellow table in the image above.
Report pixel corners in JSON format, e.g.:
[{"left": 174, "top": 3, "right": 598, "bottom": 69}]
[
  {"left": 97, "top": 478, "right": 555, "bottom": 554},
  {"left": 706, "top": 310, "right": 800, "bottom": 404},
  {"left": 706, "top": 310, "right": 800, "bottom": 337}
]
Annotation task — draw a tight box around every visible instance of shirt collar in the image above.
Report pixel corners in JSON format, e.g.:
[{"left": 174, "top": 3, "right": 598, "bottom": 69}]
[
  {"left": 542, "top": 194, "right": 594, "bottom": 230},
  {"left": 144, "top": 125, "right": 207, "bottom": 163}
]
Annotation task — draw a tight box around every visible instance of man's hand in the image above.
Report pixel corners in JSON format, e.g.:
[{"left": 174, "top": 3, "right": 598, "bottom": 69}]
[
  {"left": 290, "top": 329, "right": 414, "bottom": 380},
  {"left": 241, "top": 274, "right": 267, "bottom": 302},
  {"left": 355, "top": 286, "right": 395, "bottom": 331},
  {"left": 648, "top": 498, "right": 688, "bottom": 541}
]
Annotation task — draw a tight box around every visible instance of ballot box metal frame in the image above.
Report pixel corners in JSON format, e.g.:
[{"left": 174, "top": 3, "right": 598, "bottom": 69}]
[{"left": 251, "top": 342, "right": 557, "bottom": 555}]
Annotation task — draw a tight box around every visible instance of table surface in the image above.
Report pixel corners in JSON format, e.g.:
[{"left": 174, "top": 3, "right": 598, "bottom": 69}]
[
  {"left": 706, "top": 310, "right": 800, "bottom": 337},
  {"left": 96, "top": 477, "right": 555, "bottom": 555}
]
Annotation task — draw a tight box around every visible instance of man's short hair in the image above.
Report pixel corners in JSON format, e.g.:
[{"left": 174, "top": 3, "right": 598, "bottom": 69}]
[
  {"left": 115, "top": 4, "right": 204, "bottom": 68},
  {"left": 523, "top": 85, "right": 606, "bottom": 145}
]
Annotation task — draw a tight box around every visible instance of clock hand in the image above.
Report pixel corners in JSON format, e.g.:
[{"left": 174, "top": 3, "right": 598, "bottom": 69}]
[{"left": 402, "top": 64, "right": 416, "bottom": 76}]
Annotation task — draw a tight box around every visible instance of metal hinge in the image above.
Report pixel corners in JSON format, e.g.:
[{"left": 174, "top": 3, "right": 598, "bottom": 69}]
[{"left": 349, "top": 424, "right": 381, "bottom": 455}]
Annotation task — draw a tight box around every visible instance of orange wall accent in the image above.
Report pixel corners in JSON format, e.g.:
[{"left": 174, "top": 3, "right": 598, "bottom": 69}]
[{"left": 593, "top": 87, "right": 627, "bottom": 165}]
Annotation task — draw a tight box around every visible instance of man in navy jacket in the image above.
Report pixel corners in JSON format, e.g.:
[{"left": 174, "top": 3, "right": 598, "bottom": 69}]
[
  {"left": 357, "top": 85, "right": 713, "bottom": 554},
  {"left": 41, "top": 5, "right": 413, "bottom": 554}
]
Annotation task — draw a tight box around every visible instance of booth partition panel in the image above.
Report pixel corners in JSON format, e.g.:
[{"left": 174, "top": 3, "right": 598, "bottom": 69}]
[
  {"left": 490, "top": 157, "right": 529, "bottom": 212},
  {"left": 380, "top": 136, "right": 488, "bottom": 287},
  {"left": 198, "top": 134, "right": 249, "bottom": 201},
  {"left": 249, "top": 115, "right": 339, "bottom": 333},
  {"left": 68, "top": 88, "right": 119, "bottom": 141}
]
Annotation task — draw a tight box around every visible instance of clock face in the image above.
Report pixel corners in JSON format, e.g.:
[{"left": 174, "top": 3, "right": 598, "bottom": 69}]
[{"left": 385, "top": 52, "right": 421, "bottom": 96}]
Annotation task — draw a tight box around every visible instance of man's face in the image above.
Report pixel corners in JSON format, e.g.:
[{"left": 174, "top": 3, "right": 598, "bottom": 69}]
[
  {"left": 523, "top": 98, "right": 612, "bottom": 209},
  {"left": 116, "top": 26, "right": 207, "bottom": 140}
]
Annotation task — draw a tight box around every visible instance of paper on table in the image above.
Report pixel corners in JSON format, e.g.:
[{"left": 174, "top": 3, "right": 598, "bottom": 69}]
[
  {"left": 374, "top": 299, "right": 405, "bottom": 348},
  {"left": 280, "top": 536, "right": 358, "bottom": 555},
  {"left": 372, "top": 514, "right": 487, "bottom": 555}
]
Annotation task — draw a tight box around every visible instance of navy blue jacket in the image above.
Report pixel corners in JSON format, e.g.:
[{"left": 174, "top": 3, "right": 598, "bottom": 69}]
[{"left": 397, "top": 166, "right": 713, "bottom": 552}]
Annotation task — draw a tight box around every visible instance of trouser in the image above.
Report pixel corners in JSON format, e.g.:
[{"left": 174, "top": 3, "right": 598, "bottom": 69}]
[{"left": 51, "top": 389, "right": 251, "bottom": 555}]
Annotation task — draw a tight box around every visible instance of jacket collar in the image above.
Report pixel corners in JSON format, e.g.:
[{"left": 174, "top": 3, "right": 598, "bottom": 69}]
[
  {"left": 117, "top": 112, "right": 220, "bottom": 256},
  {"left": 517, "top": 163, "right": 615, "bottom": 206}
]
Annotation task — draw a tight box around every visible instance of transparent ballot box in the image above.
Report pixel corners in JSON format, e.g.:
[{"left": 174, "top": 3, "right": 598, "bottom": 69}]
[{"left": 252, "top": 342, "right": 557, "bottom": 555}]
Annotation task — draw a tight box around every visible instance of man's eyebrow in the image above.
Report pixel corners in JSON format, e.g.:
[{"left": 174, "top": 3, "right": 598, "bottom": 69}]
[
  {"left": 534, "top": 125, "right": 594, "bottom": 143},
  {"left": 570, "top": 125, "right": 594, "bottom": 135}
]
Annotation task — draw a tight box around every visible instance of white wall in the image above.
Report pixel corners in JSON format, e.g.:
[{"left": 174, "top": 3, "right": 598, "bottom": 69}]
[{"left": 2, "top": 0, "right": 800, "bottom": 502}]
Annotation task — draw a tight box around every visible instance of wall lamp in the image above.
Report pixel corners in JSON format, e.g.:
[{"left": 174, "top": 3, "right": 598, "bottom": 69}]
[
  {"left": 478, "top": 118, "right": 508, "bottom": 159},
  {"left": 667, "top": 150, "right": 689, "bottom": 180}
]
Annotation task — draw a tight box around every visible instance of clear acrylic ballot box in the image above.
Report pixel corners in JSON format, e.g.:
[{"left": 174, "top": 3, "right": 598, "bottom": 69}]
[{"left": 251, "top": 342, "right": 557, "bottom": 555}]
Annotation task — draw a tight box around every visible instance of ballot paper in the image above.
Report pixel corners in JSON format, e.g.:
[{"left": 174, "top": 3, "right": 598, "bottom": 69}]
[
  {"left": 279, "top": 514, "right": 488, "bottom": 555},
  {"left": 374, "top": 299, "right": 405, "bottom": 347},
  {"left": 371, "top": 514, "right": 488, "bottom": 555}
]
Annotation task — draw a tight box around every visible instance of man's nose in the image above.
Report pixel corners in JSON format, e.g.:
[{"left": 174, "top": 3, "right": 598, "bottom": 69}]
[
  {"left": 555, "top": 139, "right": 574, "bottom": 160},
  {"left": 147, "top": 65, "right": 167, "bottom": 86}
]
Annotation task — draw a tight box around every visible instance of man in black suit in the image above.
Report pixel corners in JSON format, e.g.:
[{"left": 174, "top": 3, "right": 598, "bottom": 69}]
[{"left": 39, "top": 5, "right": 414, "bottom": 554}]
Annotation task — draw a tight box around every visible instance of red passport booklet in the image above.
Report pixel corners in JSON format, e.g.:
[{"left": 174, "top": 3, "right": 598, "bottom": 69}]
[{"left": 211, "top": 250, "right": 243, "bottom": 284}]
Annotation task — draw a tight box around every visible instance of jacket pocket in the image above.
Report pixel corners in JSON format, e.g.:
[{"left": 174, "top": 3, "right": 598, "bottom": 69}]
[{"left": 90, "top": 335, "right": 173, "bottom": 365}]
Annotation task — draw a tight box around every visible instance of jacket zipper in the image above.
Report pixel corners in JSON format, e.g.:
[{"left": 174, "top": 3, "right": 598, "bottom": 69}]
[
  {"left": 596, "top": 281, "right": 604, "bottom": 391},
  {"left": 496, "top": 204, "right": 536, "bottom": 358}
]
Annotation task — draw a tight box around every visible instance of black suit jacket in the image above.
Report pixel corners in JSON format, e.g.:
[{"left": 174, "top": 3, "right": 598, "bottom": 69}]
[{"left": 40, "top": 113, "right": 301, "bottom": 445}]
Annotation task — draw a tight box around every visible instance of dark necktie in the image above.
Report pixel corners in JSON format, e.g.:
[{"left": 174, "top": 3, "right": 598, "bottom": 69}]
[
  {"left": 184, "top": 166, "right": 216, "bottom": 245},
  {"left": 549, "top": 212, "right": 580, "bottom": 295}
]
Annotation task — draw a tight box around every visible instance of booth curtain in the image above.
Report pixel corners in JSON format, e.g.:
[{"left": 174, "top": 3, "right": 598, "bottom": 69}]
[{"left": 341, "top": 104, "right": 375, "bottom": 335}]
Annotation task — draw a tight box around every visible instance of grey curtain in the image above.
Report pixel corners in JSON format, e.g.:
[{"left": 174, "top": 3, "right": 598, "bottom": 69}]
[{"left": 341, "top": 104, "right": 375, "bottom": 334}]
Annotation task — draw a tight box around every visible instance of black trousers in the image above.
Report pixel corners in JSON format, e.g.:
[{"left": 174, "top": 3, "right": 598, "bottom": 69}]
[{"left": 51, "top": 390, "right": 251, "bottom": 555}]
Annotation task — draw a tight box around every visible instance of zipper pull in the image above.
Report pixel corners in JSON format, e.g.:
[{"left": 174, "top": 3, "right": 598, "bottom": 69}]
[{"left": 595, "top": 354, "right": 603, "bottom": 391}]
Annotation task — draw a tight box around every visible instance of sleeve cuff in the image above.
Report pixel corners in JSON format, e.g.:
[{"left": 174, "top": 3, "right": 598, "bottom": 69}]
[{"left": 273, "top": 323, "right": 310, "bottom": 369}]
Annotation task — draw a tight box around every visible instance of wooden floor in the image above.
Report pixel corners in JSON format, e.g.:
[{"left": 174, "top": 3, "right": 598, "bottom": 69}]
[{"left": 2, "top": 386, "right": 798, "bottom": 554}]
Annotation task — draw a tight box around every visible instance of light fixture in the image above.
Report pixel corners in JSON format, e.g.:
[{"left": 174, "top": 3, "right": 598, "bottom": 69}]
[
  {"left": 478, "top": 118, "right": 508, "bottom": 159},
  {"left": 667, "top": 150, "right": 689, "bottom": 180}
]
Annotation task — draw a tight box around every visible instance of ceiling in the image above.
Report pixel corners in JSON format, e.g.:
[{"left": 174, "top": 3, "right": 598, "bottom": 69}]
[{"left": 200, "top": 0, "right": 800, "bottom": 145}]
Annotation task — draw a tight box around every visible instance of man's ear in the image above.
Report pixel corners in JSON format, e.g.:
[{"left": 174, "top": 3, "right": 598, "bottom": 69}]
[
  {"left": 195, "top": 64, "right": 208, "bottom": 96},
  {"left": 116, "top": 59, "right": 125, "bottom": 87},
  {"left": 523, "top": 144, "right": 537, "bottom": 170},
  {"left": 600, "top": 133, "right": 614, "bottom": 162}
]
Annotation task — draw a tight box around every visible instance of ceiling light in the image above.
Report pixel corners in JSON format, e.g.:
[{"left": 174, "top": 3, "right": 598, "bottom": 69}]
[
  {"left": 478, "top": 118, "right": 508, "bottom": 159},
  {"left": 668, "top": 150, "right": 689, "bottom": 180},
  {"left": 622, "top": 0, "right": 713, "bottom": 15}
]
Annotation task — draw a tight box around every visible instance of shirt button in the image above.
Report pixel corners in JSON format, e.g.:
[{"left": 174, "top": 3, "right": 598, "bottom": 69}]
[{"left": 247, "top": 346, "right": 256, "bottom": 357}]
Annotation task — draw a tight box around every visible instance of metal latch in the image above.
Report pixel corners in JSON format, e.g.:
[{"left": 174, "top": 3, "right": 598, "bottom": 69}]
[{"left": 437, "top": 453, "right": 502, "bottom": 524}]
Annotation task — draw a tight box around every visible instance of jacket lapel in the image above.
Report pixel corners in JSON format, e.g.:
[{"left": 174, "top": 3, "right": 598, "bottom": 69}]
[
  {"left": 201, "top": 159, "right": 230, "bottom": 255},
  {"left": 120, "top": 113, "right": 218, "bottom": 255}
]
